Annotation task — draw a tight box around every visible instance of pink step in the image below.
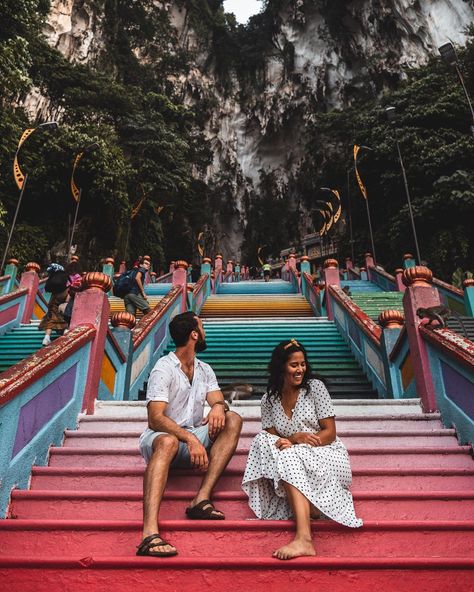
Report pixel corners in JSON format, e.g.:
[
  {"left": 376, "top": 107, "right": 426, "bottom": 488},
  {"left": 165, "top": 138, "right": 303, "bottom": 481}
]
[
  {"left": 76, "top": 416, "right": 445, "bottom": 433},
  {"left": 10, "top": 490, "right": 474, "bottom": 521},
  {"left": 47, "top": 446, "right": 474, "bottom": 470},
  {"left": 1, "top": 557, "right": 473, "bottom": 592},
  {"left": 31, "top": 466, "right": 474, "bottom": 492},
  {"left": 63, "top": 430, "right": 460, "bottom": 449},
  {"left": 0, "top": 519, "right": 473, "bottom": 558}
]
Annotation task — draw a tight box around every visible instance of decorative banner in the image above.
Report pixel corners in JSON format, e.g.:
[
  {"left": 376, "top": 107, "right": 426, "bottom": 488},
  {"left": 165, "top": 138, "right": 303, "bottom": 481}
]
[
  {"left": 197, "top": 231, "right": 204, "bottom": 257},
  {"left": 332, "top": 189, "right": 342, "bottom": 223},
  {"left": 354, "top": 144, "right": 368, "bottom": 200},
  {"left": 325, "top": 203, "right": 335, "bottom": 232},
  {"left": 13, "top": 128, "right": 35, "bottom": 190},
  {"left": 70, "top": 152, "right": 83, "bottom": 202},
  {"left": 316, "top": 209, "right": 328, "bottom": 235},
  {"left": 257, "top": 245, "right": 266, "bottom": 266},
  {"left": 131, "top": 185, "right": 147, "bottom": 220}
]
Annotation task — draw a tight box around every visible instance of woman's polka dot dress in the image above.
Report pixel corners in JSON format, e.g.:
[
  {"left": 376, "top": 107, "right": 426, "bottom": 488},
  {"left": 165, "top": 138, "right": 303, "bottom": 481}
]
[{"left": 242, "top": 379, "right": 363, "bottom": 528}]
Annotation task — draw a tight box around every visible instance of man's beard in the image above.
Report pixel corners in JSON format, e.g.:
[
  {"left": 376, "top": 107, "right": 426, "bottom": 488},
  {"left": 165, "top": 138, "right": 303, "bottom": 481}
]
[{"left": 195, "top": 338, "right": 207, "bottom": 353}]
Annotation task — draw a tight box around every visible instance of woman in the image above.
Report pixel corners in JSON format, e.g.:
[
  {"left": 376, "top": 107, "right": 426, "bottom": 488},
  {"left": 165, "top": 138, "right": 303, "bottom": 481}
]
[
  {"left": 242, "top": 339, "right": 362, "bottom": 560},
  {"left": 39, "top": 263, "right": 68, "bottom": 345}
]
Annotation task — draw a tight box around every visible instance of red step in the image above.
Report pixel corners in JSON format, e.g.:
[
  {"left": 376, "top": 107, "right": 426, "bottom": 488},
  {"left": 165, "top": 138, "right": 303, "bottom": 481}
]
[
  {"left": 9, "top": 490, "right": 474, "bottom": 521},
  {"left": 1, "top": 519, "right": 473, "bottom": 558},
  {"left": 30, "top": 466, "right": 474, "bottom": 492},
  {"left": 1, "top": 556, "right": 473, "bottom": 592},
  {"left": 47, "top": 446, "right": 474, "bottom": 470},
  {"left": 63, "top": 430, "right": 460, "bottom": 449}
]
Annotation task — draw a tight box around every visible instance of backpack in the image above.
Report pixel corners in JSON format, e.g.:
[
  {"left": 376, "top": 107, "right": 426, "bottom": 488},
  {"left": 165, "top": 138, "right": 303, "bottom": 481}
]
[{"left": 112, "top": 269, "right": 138, "bottom": 298}]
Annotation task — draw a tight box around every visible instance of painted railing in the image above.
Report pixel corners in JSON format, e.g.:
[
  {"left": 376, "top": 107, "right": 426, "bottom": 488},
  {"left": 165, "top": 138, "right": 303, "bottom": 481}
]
[
  {"left": 421, "top": 326, "right": 474, "bottom": 445},
  {"left": 37, "top": 277, "right": 47, "bottom": 295},
  {"left": 223, "top": 270, "right": 233, "bottom": 283},
  {"left": 347, "top": 267, "right": 361, "bottom": 280},
  {"left": 368, "top": 266, "right": 397, "bottom": 291},
  {"left": 31, "top": 290, "right": 48, "bottom": 321},
  {"left": 301, "top": 272, "right": 322, "bottom": 316},
  {"left": 0, "top": 275, "right": 11, "bottom": 296},
  {"left": 0, "top": 289, "right": 28, "bottom": 336},
  {"left": 98, "top": 327, "right": 131, "bottom": 401},
  {"left": 192, "top": 274, "right": 210, "bottom": 315},
  {"left": 0, "top": 325, "right": 95, "bottom": 517},
  {"left": 328, "top": 285, "right": 388, "bottom": 398},
  {"left": 289, "top": 268, "right": 300, "bottom": 293},
  {"left": 386, "top": 327, "right": 418, "bottom": 399},
  {"left": 154, "top": 271, "right": 173, "bottom": 284},
  {"left": 432, "top": 278, "right": 466, "bottom": 315},
  {"left": 128, "top": 285, "right": 182, "bottom": 399},
  {"left": 214, "top": 269, "right": 223, "bottom": 293}
]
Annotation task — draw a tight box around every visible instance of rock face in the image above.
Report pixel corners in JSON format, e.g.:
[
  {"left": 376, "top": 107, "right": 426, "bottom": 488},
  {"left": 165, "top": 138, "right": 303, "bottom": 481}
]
[{"left": 27, "top": 0, "right": 474, "bottom": 258}]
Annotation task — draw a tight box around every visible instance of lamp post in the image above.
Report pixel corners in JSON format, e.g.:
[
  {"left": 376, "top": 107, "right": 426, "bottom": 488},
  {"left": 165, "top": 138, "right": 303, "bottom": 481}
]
[
  {"left": 353, "top": 144, "right": 377, "bottom": 264},
  {"left": 1, "top": 121, "right": 58, "bottom": 272},
  {"left": 68, "top": 142, "right": 99, "bottom": 261},
  {"left": 385, "top": 106, "right": 422, "bottom": 264},
  {"left": 346, "top": 169, "right": 355, "bottom": 263},
  {"left": 438, "top": 42, "right": 474, "bottom": 137}
]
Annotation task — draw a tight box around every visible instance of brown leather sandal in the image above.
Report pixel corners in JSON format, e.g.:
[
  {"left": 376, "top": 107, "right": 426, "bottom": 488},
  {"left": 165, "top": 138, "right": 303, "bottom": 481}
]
[
  {"left": 185, "top": 499, "right": 225, "bottom": 520},
  {"left": 136, "top": 533, "right": 178, "bottom": 557}
]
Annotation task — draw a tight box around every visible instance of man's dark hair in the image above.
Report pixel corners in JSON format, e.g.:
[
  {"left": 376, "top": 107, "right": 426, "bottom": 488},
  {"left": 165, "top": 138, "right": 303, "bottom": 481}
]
[{"left": 169, "top": 311, "right": 199, "bottom": 347}]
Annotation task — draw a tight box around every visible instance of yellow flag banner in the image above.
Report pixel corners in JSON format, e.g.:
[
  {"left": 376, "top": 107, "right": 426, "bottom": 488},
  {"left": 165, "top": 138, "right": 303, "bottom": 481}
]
[
  {"left": 354, "top": 144, "right": 368, "bottom": 200},
  {"left": 257, "top": 245, "right": 266, "bottom": 266},
  {"left": 13, "top": 128, "right": 35, "bottom": 191},
  {"left": 131, "top": 187, "right": 147, "bottom": 220},
  {"left": 332, "top": 189, "right": 342, "bottom": 224},
  {"left": 70, "top": 152, "right": 83, "bottom": 202},
  {"left": 325, "top": 203, "right": 335, "bottom": 232},
  {"left": 197, "top": 231, "right": 204, "bottom": 257},
  {"left": 317, "top": 210, "right": 328, "bottom": 235}
]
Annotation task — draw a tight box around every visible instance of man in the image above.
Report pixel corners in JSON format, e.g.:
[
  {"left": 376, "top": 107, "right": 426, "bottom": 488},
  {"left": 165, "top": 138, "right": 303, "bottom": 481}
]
[
  {"left": 137, "top": 311, "right": 243, "bottom": 557},
  {"left": 262, "top": 262, "right": 271, "bottom": 282},
  {"left": 124, "top": 259, "right": 151, "bottom": 316}
]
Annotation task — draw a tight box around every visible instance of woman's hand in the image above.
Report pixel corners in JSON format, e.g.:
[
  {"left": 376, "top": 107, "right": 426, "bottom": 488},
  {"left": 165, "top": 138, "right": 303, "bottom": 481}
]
[
  {"left": 290, "top": 432, "right": 322, "bottom": 446},
  {"left": 275, "top": 437, "right": 293, "bottom": 450}
]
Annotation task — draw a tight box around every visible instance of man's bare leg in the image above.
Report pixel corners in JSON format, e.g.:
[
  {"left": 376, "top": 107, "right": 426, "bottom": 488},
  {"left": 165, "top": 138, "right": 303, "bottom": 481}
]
[
  {"left": 141, "top": 434, "right": 179, "bottom": 553},
  {"left": 189, "top": 411, "right": 242, "bottom": 510},
  {"left": 273, "top": 481, "right": 316, "bottom": 560}
]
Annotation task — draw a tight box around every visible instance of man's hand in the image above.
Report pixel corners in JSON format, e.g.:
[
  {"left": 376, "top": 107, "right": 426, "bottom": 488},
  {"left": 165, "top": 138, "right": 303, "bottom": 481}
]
[
  {"left": 290, "top": 432, "right": 322, "bottom": 446},
  {"left": 202, "top": 404, "right": 226, "bottom": 440},
  {"left": 275, "top": 437, "right": 293, "bottom": 450},
  {"left": 186, "top": 436, "right": 209, "bottom": 470}
]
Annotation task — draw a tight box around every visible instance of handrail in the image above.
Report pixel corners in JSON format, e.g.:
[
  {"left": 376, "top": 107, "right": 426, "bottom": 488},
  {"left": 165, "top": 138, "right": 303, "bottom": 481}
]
[
  {"left": 154, "top": 271, "right": 173, "bottom": 284},
  {"left": 0, "top": 287, "right": 28, "bottom": 306},
  {"left": 0, "top": 324, "right": 96, "bottom": 405},
  {"left": 329, "top": 285, "right": 382, "bottom": 346},
  {"left": 192, "top": 273, "right": 208, "bottom": 298},
  {"left": 106, "top": 327, "right": 127, "bottom": 363},
  {"left": 223, "top": 270, "right": 233, "bottom": 282},
  {"left": 389, "top": 326, "right": 407, "bottom": 362},
  {"left": 370, "top": 266, "right": 396, "bottom": 283},
  {"left": 132, "top": 285, "right": 182, "bottom": 349},
  {"left": 420, "top": 325, "right": 474, "bottom": 372},
  {"left": 347, "top": 267, "right": 361, "bottom": 280},
  {"left": 432, "top": 277, "right": 463, "bottom": 298}
]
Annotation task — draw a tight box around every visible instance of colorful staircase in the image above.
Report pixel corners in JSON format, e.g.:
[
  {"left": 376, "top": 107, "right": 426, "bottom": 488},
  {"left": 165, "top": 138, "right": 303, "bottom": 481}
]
[
  {"left": 341, "top": 281, "right": 404, "bottom": 322},
  {"left": 2, "top": 398, "right": 473, "bottom": 589},
  {"left": 0, "top": 322, "right": 58, "bottom": 373}
]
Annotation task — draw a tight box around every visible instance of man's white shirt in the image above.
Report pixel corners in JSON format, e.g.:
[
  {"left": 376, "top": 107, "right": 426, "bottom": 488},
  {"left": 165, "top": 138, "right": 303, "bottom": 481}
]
[{"left": 140, "top": 352, "right": 220, "bottom": 441}]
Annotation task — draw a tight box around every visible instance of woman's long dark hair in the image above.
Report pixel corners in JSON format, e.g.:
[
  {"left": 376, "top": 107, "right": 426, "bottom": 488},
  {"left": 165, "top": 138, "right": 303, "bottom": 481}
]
[{"left": 267, "top": 340, "right": 314, "bottom": 402}]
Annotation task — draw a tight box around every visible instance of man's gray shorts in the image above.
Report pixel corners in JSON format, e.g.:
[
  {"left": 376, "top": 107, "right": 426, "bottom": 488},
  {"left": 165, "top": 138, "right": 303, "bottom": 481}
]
[{"left": 139, "top": 424, "right": 213, "bottom": 467}]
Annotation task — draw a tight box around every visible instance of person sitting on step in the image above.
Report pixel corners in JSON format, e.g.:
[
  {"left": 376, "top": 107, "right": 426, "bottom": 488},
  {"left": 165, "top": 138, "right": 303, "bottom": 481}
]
[
  {"left": 137, "top": 311, "right": 243, "bottom": 557},
  {"left": 242, "top": 339, "right": 363, "bottom": 560}
]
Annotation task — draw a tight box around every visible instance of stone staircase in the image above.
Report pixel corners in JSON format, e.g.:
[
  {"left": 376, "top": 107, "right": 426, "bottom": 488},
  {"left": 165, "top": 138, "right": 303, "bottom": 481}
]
[{"left": 2, "top": 398, "right": 473, "bottom": 590}]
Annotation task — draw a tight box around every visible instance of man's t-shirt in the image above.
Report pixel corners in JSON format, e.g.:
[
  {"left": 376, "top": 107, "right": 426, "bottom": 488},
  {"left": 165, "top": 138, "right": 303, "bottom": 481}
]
[{"left": 139, "top": 352, "right": 220, "bottom": 442}]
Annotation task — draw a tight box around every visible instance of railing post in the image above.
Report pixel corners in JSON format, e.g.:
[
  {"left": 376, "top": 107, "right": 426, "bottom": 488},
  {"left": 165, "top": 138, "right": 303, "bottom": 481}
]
[
  {"left": 214, "top": 255, "right": 223, "bottom": 292},
  {"left": 235, "top": 263, "right": 241, "bottom": 282},
  {"left": 226, "top": 260, "right": 234, "bottom": 282},
  {"left": 463, "top": 279, "right": 474, "bottom": 316},
  {"left": 360, "top": 267, "right": 368, "bottom": 280},
  {"left": 395, "top": 268, "right": 406, "bottom": 292},
  {"left": 172, "top": 260, "right": 188, "bottom": 312},
  {"left": 323, "top": 259, "right": 340, "bottom": 321},
  {"left": 110, "top": 311, "right": 136, "bottom": 400},
  {"left": 402, "top": 266, "right": 441, "bottom": 412},
  {"left": 69, "top": 272, "right": 112, "bottom": 414},
  {"left": 300, "top": 255, "right": 311, "bottom": 275},
  {"left": 364, "top": 253, "right": 375, "bottom": 280},
  {"left": 288, "top": 253, "right": 297, "bottom": 272},
  {"left": 345, "top": 257, "right": 353, "bottom": 273},
  {"left": 403, "top": 253, "right": 416, "bottom": 269},
  {"left": 119, "top": 260, "right": 127, "bottom": 273},
  {"left": 102, "top": 257, "right": 115, "bottom": 295},
  {"left": 4, "top": 259, "right": 19, "bottom": 293},
  {"left": 19, "top": 262, "right": 40, "bottom": 323},
  {"left": 201, "top": 257, "right": 212, "bottom": 293},
  {"left": 378, "top": 310, "right": 405, "bottom": 397}
]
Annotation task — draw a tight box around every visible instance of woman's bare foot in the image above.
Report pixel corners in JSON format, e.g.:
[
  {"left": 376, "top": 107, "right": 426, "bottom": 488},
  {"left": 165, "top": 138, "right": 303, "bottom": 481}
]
[{"left": 273, "top": 537, "right": 316, "bottom": 560}]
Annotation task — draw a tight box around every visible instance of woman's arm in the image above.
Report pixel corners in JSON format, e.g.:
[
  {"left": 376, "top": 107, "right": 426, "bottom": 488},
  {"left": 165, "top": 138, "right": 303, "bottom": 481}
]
[{"left": 289, "top": 417, "right": 336, "bottom": 446}]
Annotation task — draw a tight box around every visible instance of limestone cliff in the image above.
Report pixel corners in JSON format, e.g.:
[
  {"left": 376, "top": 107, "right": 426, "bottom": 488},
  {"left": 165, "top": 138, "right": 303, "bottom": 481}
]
[{"left": 26, "top": 0, "right": 474, "bottom": 259}]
